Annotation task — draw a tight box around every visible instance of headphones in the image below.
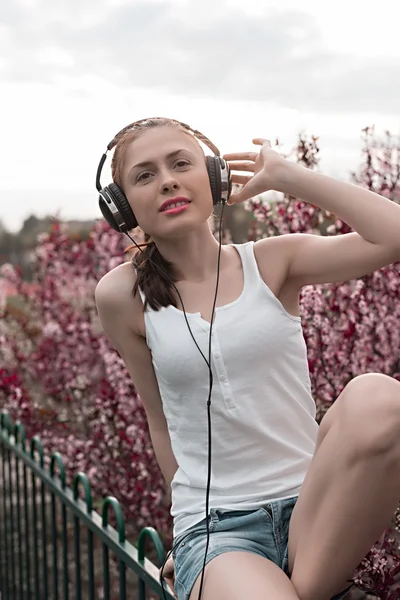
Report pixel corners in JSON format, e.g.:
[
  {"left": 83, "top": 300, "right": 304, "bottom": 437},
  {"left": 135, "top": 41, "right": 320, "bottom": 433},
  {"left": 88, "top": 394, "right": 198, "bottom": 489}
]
[{"left": 95, "top": 117, "right": 232, "bottom": 232}]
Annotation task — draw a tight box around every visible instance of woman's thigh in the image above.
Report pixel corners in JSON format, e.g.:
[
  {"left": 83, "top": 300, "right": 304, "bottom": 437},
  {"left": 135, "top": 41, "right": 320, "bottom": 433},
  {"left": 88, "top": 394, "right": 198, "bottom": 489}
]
[{"left": 189, "top": 551, "right": 299, "bottom": 600}]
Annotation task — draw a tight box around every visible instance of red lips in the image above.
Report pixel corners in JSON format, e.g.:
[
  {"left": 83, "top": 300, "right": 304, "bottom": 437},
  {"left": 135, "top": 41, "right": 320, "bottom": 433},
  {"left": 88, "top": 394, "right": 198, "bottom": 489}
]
[{"left": 159, "top": 197, "right": 191, "bottom": 212}]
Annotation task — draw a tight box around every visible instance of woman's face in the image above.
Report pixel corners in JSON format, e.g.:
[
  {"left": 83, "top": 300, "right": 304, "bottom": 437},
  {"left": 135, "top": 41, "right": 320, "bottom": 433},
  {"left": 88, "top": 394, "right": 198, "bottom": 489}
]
[{"left": 121, "top": 126, "right": 213, "bottom": 239}]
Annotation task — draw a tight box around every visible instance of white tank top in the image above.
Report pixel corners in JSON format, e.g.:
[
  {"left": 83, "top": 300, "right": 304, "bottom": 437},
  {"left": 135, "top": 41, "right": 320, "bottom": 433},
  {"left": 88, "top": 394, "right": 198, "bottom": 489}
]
[{"left": 140, "top": 241, "right": 319, "bottom": 538}]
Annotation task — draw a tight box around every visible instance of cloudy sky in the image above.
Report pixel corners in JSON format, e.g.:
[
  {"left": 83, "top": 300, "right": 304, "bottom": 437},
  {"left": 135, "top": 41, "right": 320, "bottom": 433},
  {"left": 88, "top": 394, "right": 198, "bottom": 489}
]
[{"left": 1, "top": 0, "right": 400, "bottom": 232}]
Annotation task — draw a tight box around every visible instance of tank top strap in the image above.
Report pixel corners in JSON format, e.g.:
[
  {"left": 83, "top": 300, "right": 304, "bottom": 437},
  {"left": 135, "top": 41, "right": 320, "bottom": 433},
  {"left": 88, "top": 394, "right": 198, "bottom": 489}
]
[
  {"left": 232, "top": 241, "right": 262, "bottom": 289},
  {"left": 138, "top": 286, "right": 146, "bottom": 305}
]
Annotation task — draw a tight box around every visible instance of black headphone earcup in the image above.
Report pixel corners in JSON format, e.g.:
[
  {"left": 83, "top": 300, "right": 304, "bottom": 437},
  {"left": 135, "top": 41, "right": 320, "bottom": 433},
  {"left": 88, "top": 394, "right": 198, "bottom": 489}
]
[
  {"left": 206, "top": 156, "right": 221, "bottom": 206},
  {"left": 98, "top": 183, "right": 138, "bottom": 232},
  {"left": 109, "top": 183, "right": 138, "bottom": 230}
]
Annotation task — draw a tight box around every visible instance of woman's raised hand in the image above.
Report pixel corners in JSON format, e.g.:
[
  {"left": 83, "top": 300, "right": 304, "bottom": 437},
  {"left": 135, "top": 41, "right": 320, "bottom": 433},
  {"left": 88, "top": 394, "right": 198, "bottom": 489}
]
[{"left": 223, "top": 138, "right": 289, "bottom": 205}]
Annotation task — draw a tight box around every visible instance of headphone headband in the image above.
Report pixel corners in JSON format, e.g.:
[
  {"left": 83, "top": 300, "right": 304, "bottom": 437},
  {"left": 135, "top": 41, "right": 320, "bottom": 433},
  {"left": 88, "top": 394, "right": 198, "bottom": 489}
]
[{"left": 106, "top": 117, "right": 221, "bottom": 156}]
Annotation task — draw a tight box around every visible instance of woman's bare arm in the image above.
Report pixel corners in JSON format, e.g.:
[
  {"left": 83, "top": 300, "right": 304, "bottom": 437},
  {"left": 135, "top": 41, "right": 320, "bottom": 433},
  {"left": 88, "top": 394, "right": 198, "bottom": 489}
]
[{"left": 95, "top": 265, "right": 178, "bottom": 487}]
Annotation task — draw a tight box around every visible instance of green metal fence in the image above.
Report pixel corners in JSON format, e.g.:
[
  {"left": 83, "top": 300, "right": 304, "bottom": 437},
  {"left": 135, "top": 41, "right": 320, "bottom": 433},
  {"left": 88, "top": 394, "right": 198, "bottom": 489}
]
[{"left": 0, "top": 411, "right": 174, "bottom": 599}]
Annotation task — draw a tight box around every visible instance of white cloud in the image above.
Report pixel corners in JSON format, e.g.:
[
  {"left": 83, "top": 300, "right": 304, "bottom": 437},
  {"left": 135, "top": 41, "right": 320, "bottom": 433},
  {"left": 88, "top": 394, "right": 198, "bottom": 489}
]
[{"left": 36, "top": 47, "right": 74, "bottom": 68}]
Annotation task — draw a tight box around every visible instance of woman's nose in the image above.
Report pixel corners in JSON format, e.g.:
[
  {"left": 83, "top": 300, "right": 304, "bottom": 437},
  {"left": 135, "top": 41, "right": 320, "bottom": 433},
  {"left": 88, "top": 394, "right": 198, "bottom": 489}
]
[{"left": 161, "top": 176, "right": 180, "bottom": 194}]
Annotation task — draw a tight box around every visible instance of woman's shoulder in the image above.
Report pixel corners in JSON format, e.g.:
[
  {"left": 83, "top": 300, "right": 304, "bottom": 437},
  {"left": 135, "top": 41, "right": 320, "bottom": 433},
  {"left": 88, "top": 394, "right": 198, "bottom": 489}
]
[
  {"left": 96, "top": 261, "right": 135, "bottom": 299},
  {"left": 95, "top": 261, "right": 144, "bottom": 333},
  {"left": 253, "top": 236, "right": 302, "bottom": 312}
]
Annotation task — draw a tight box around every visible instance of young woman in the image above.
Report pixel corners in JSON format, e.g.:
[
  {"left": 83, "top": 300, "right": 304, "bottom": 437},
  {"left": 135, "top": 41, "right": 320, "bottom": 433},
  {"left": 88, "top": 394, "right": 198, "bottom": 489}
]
[{"left": 95, "top": 117, "right": 400, "bottom": 600}]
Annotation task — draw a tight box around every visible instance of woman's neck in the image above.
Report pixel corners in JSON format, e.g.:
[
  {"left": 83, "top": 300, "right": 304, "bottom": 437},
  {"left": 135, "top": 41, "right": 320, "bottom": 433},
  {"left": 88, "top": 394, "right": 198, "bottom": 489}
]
[{"left": 154, "top": 225, "right": 224, "bottom": 282}]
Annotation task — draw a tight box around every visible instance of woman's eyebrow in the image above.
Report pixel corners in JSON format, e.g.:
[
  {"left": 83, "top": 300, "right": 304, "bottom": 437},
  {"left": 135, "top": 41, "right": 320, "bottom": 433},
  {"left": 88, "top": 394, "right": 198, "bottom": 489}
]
[{"left": 130, "top": 149, "right": 192, "bottom": 173}]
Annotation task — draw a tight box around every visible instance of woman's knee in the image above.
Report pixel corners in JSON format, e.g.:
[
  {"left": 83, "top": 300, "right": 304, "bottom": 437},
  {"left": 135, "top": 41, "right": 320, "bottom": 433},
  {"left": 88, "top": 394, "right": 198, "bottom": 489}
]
[{"left": 333, "top": 373, "right": 400, "bottom": 457}]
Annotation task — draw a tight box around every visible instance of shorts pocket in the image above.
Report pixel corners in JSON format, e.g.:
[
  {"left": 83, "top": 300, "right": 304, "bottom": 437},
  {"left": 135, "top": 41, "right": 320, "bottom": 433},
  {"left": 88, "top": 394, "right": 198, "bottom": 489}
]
[{"left": 258, "top": 505, "right": 274, "bottom": 525}]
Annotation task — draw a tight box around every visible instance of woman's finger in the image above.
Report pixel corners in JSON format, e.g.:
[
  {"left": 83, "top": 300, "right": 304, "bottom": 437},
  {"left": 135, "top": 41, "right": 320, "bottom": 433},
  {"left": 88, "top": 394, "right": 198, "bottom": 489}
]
[
  {"left": 231, "top": 174, "right": 252, "bottom": 185},
  {"left": 227, "top": 172, "right": 266, "bottom": 205},
  {"left": 161, "top": 557, "right": 174, "bottom": 580},
  {"left": 252, "top": 138, "right": 271, "bottom": 147},
  {"left": 163, "top": 561, "right": 174, "bottom": 578},
  {"left": 164, "top": 578, "right": 177, "bottom": 599},
  {"left": 223, "top": 151, "right": 258, "bottom": 162},
  {"left": 227, "top": 161, "right": 255, "bottom": 172},
  {"left": 163, "top": 565, "right": 174, "bottom": 578},
  {"left": 161, "top": 561, "right": 176, "bottom": 598}
]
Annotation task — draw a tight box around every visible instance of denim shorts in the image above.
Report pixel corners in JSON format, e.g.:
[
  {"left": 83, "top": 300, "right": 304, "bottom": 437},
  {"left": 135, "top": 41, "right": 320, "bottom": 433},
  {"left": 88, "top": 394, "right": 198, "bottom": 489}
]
[{"left": 172, "top": 496, "right": 353, "bottom": 600}]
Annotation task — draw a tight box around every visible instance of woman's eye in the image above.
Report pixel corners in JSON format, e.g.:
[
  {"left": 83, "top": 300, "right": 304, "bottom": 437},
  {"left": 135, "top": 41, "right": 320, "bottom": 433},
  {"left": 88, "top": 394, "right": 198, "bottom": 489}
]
[
  {"left": 175, "top": 160, "right": 190, "bottom": 168},
  {"left": 137, "top": 171, "right": 152, "bottom": 183}
]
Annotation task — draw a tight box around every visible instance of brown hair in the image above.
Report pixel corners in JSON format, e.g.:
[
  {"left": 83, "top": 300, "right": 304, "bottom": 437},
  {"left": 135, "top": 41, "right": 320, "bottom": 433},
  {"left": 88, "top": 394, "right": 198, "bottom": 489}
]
[{"left": 110, "top": 117, "right": 220, "bottom": 311}]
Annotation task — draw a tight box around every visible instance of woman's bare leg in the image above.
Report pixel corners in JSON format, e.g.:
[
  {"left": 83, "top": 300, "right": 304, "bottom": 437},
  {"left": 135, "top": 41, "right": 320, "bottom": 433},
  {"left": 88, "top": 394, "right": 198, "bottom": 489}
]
[
  {"left": 288, "top": 373, "right": 400, "bottom": 600},
  {"left": 189, "top": 551, "right": 301, "bottom": 600}
]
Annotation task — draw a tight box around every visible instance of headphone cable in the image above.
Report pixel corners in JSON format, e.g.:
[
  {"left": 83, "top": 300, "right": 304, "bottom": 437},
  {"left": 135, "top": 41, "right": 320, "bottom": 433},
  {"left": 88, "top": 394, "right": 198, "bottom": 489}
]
[{"left": 125, "top": 203, "right": 225, "bottom": 600}]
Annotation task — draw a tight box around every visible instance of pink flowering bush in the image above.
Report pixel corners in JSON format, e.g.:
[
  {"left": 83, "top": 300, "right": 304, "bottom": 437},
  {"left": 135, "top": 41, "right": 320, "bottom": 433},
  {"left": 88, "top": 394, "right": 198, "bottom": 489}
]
[
  {"left": 0, "top": 126, "right": 399, "bottom": 597},
  {"left": 0, "top": 222, "right": 169, "bottom": 537}
]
